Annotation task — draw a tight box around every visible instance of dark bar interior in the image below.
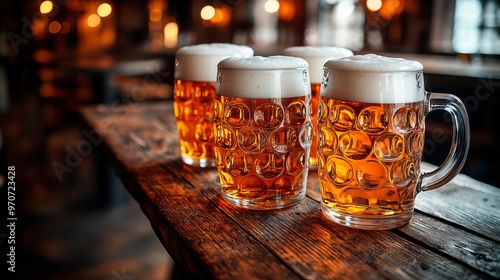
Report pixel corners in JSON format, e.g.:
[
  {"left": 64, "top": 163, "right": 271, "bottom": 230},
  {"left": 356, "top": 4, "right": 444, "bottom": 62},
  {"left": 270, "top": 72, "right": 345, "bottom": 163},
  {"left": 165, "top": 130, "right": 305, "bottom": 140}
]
[{"left": 0, "top": 0, "right": 499, "bottom": 279}]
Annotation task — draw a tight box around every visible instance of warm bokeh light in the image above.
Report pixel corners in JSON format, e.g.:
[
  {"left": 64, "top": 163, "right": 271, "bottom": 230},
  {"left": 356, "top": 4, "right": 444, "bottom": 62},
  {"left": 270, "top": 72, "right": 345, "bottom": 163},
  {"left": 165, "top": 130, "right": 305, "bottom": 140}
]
[
  {"left": 264, "top": 0, "right": 280, "bottom": 13},
  {"left": 30, "top": 17, "right": 47, "bottom": 38},
  {"left": 48, "top": 21, "right": 61, "bottom": 34},
  {"left": 212, "top": 7, "right": 231, "bottom": 26},
  {"left": 149, "top": 0, "right": 166, "bottom": 12},
  {"left": 150, "top": 8, "right": 162, "bottom": 22},
  {"left": 40, "top": 1, "right": 53, "bottom": 14},
  {"left": 87, "top": 14, "right": 101, "bottom": 27},
  {"left": 60, "top": 21, "right": 71, "bottom": 34},
  {"left": 278, "top": 0, "right": 295, "bottom": 21},
  {"left": 33, "top": 49, "right": 53, "bottom": 64},
  {"left": 379, "top": 0, "right": 404, "bottom": 19},
  {"left": 367, "top": 0, "right": 383, "bottom": 12},
  {"left": 164, "top": 22, "right": 178, "bottom": 48},
  {"left": 200, "top": 5, "right": 216, "bottom": 20},
  {"left": 97, "top": 3, "right": 112, "bottom": 17}
]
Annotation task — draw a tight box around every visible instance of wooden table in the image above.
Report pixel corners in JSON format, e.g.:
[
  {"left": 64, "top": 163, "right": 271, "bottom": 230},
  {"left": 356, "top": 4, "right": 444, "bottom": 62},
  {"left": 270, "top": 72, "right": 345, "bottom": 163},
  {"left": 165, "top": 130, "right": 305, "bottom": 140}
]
[
  {"left": 56, "top": 51, "right": 166, "bottom": 104},
  {"left": 80, "top": 101, "right": 499, "bottom": 279}
]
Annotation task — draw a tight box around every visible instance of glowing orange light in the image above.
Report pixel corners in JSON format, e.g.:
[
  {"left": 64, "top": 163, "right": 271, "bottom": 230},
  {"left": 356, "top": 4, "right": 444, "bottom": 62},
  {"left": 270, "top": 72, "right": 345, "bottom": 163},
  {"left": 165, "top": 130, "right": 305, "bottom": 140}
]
[
  {"left": 379, "top": 0, "right": 404, "bottom": 19},
  {"left": 212, "top": 8, "right": 223, "bottom": 23},
  {"left": 367, "top": 0, "right": 382, "bottom": 12},
  {"left": 87, "top": 14, "right": 101, "bottom": 27},
  {"left": 97, "top": 3, "right": 112, "bottom": 17},
  {"left": 33, "top": 49, "right": 53, "bottom": 64},
  {"left": 201, "top": 5, "right": 216, "bottom": 20},
  {"left": 164, "top": 22, "right": 178, "bottom": 48},
  {"left": 150, "top": 8, "right": 162, "bottom": 22},
  {"left": 48, "top": 21, "right": 61, "bottom": 34},
  {"left": 60, "top": 22, "right": 71, "bottom": 34},
  {"left": 210, "top": 7, "right": 231, "bottom": 27},
  {"left": 40, "top": 1, "right": 53, "bottom": 14},
  {"left": 278, "top": 0, "right": 295, "bottom": 21}
]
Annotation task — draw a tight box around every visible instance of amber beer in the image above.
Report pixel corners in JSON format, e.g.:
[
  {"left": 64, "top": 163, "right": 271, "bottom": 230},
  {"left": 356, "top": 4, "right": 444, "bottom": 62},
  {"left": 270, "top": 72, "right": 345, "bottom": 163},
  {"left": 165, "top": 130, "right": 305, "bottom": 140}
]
[
  {"left": 215, "top": 56, "right": 312, "bottom": 209},
  {"left": 318, "top": 54, "right": 470, "bottom": 230},
  {"left": 318, "top": 98, "right": 424, "bottom": 218},
  {"left": 174, "top": 43, "right": 253, "bottom": 167},
  {"left": 283, "top": 46, "right": 353, "bottom": 166}
]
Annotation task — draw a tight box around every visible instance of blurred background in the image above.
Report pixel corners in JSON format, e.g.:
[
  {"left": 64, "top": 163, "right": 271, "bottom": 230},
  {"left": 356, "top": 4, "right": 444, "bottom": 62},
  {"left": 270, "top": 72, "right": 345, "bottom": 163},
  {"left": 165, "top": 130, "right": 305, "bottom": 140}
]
[{"left": 0, "top": 0, "right": 499, "bottom": 279}]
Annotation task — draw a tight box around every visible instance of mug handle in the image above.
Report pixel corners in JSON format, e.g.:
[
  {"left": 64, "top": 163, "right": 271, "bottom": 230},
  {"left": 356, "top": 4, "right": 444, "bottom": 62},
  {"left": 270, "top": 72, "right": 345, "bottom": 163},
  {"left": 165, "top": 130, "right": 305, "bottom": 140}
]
[{"left": 418, "top": 92, "right": 470, "bottom": 192}]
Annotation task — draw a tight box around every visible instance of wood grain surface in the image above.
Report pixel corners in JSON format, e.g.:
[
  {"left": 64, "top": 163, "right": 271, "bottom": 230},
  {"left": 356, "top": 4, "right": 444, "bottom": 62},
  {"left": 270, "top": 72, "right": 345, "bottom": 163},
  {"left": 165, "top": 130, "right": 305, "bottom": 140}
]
[{"left": 80, "top": 101, "right": 500, "bottom": 279}]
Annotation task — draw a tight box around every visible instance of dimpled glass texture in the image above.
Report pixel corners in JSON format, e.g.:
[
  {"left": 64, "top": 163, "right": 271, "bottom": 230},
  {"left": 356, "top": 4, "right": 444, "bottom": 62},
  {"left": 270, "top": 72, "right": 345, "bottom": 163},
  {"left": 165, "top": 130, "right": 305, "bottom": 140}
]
[
  {"left": 174, "top": 80, "right": 217, "bottom": 167},
  {"left": 215, "top": 95, "right": 312, "bottom": 209},
  {"left": 317, "top": 97, "right": 424, "bottom": 219}
]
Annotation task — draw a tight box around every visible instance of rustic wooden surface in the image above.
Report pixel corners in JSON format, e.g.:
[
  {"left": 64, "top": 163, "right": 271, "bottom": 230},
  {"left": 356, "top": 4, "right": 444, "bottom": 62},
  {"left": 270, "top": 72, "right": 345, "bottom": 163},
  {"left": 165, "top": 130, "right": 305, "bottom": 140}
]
[{"left": 80, "top": 101, "right": 500, "bottom": 280}]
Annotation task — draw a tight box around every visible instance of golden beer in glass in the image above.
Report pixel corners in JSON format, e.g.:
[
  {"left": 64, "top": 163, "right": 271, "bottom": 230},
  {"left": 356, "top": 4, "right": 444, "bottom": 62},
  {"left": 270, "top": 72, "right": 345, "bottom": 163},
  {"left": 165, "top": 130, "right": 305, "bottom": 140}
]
[
  {"left": 174, "top": 43, "right": 253, "bottom": 167},
  {"left": 215, "top": 56, "right": 312, "bottom": 209},
  {"left": 318, "top": 54, "right": 470, "bottom": 229},
  {"left": 283, "top": 46, "right": 353, "bottom": 166}
]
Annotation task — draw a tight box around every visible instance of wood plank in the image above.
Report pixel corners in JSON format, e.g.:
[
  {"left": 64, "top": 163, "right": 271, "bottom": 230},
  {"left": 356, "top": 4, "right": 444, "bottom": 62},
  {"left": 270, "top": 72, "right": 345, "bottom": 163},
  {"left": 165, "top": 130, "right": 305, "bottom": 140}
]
[
  {"left": 169, "top": 162, "right": 486, "bottom": 280},
  {"left": 81, "top": 103, "right": 179, "bottom": 169},
  {"left": 132, "top": 164, "right": 301, "bottom": 279},
  {"left": 81, "top": 107, "right": 302, "bottom": 279},
  {"left": 398, "top": 212, "right": 500, "bottom": 278},
  {"left": 307, "top": 168, "right": 500, "bottom": 277},
  {"left": 418, "top": 163, "right": 500, "bottom": 239},
  {"left": 306, "top": 164, "right": 500, "bottom": 243},
  {"left": 415, "top": 184, "right": 500, "bottom": 243},
  {"left": 80, "top": 102, "right": 499, "bottom": 279}
]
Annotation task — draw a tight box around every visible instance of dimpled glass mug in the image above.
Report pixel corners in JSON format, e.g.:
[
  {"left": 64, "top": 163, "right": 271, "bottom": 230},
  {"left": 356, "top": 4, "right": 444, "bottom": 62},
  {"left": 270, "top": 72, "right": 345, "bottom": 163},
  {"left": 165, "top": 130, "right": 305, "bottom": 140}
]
[
  {"left": 215, "top": 56, "right": 312, "bottom": 210},
  {"left": 317, "top": 54, "right": 470, "bottom": 230},
  {"left": 174, "top": 43, "right": 254, "bottom": 167},
  {"left": 283, "top": 46, "right": 354, "bottom": 167}
]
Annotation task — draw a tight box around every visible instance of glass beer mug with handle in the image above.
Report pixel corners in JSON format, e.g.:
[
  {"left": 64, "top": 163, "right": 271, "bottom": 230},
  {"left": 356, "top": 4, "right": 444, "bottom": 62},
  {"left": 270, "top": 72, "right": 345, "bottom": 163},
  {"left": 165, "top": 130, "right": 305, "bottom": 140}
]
[
  {"left": 317, "top": 54, "right": 470, "bottom": 230},
  {"left": 283, "top": 46, "right": 354, "bottom": 167},
  {"left": 215, "top": 56, "right": 313, "bottom": 210},
  {"left": 174, "top": 43, "right": 254, "bottom": 168}
]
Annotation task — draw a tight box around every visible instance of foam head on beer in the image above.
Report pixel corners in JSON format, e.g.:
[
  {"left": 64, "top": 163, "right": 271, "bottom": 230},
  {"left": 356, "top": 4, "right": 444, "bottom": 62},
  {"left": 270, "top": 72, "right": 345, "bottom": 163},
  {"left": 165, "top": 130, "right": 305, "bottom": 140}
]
[
  {"left": 283, "top": 46, "right": 353, "bottom": 84},
  {"left": 322, "top": 54, "right": 425, "bottom": 104},
  {"left": 216, "top": 55, "right": 311, "bottom": 99},
  {"left": 175, "top": 43, "right": 254, "bottom": 82}
]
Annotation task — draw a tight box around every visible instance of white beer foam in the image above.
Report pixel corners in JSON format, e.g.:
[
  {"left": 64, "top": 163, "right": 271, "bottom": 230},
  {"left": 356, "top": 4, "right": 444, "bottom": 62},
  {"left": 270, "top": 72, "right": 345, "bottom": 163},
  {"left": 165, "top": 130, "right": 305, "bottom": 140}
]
[
  {"left": 217, "top": 56, "right": 311, "bottom": 99},
  {"left": 322, "top": 54, "right": 425, "bottom": 103},
  {"left": 283, "top": 46, "right": 353, "bottom": 83},
  {"left": 175, "top": 43, "right": 254, "bottom": 82}
]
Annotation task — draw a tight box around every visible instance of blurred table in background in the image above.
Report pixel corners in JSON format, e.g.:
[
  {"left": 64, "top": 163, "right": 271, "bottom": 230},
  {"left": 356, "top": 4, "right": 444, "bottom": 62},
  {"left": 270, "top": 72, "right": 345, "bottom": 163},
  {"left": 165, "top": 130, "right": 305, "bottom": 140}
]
[
  {"left": 58, "top": 52, "right": 168, "bottom": 104},
  {"left": 388, "top": 52, "right": 500, "bottom": 79},
  {"left": 33, "top": 49, "right": 174, "bottom": 105}
]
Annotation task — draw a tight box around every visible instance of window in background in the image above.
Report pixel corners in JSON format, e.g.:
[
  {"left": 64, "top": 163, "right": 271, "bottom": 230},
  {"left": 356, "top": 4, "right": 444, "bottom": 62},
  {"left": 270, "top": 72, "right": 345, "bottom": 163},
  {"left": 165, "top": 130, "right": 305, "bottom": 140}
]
[
  {"left": 432, "top": 0, "right": 500, "bottom": 55},
  {"left": 453, "top": 0, "right": 483, "bottom": 53}
]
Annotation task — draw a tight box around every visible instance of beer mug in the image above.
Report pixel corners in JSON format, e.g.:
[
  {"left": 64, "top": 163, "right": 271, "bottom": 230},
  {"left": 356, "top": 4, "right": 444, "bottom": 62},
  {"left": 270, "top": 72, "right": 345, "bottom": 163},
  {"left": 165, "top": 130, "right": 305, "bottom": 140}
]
[
  {"left": 283, "top": 46, "right": 354, "bottom": 166},
  {"left": 174, "top": 43, "right": 254, "bottom": 167},
  {"left": 215, "top": 56, "right": 312, "bottom": 209},
  {"left": 317, "top": 54, "right": 470, "bottom": 230}
]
